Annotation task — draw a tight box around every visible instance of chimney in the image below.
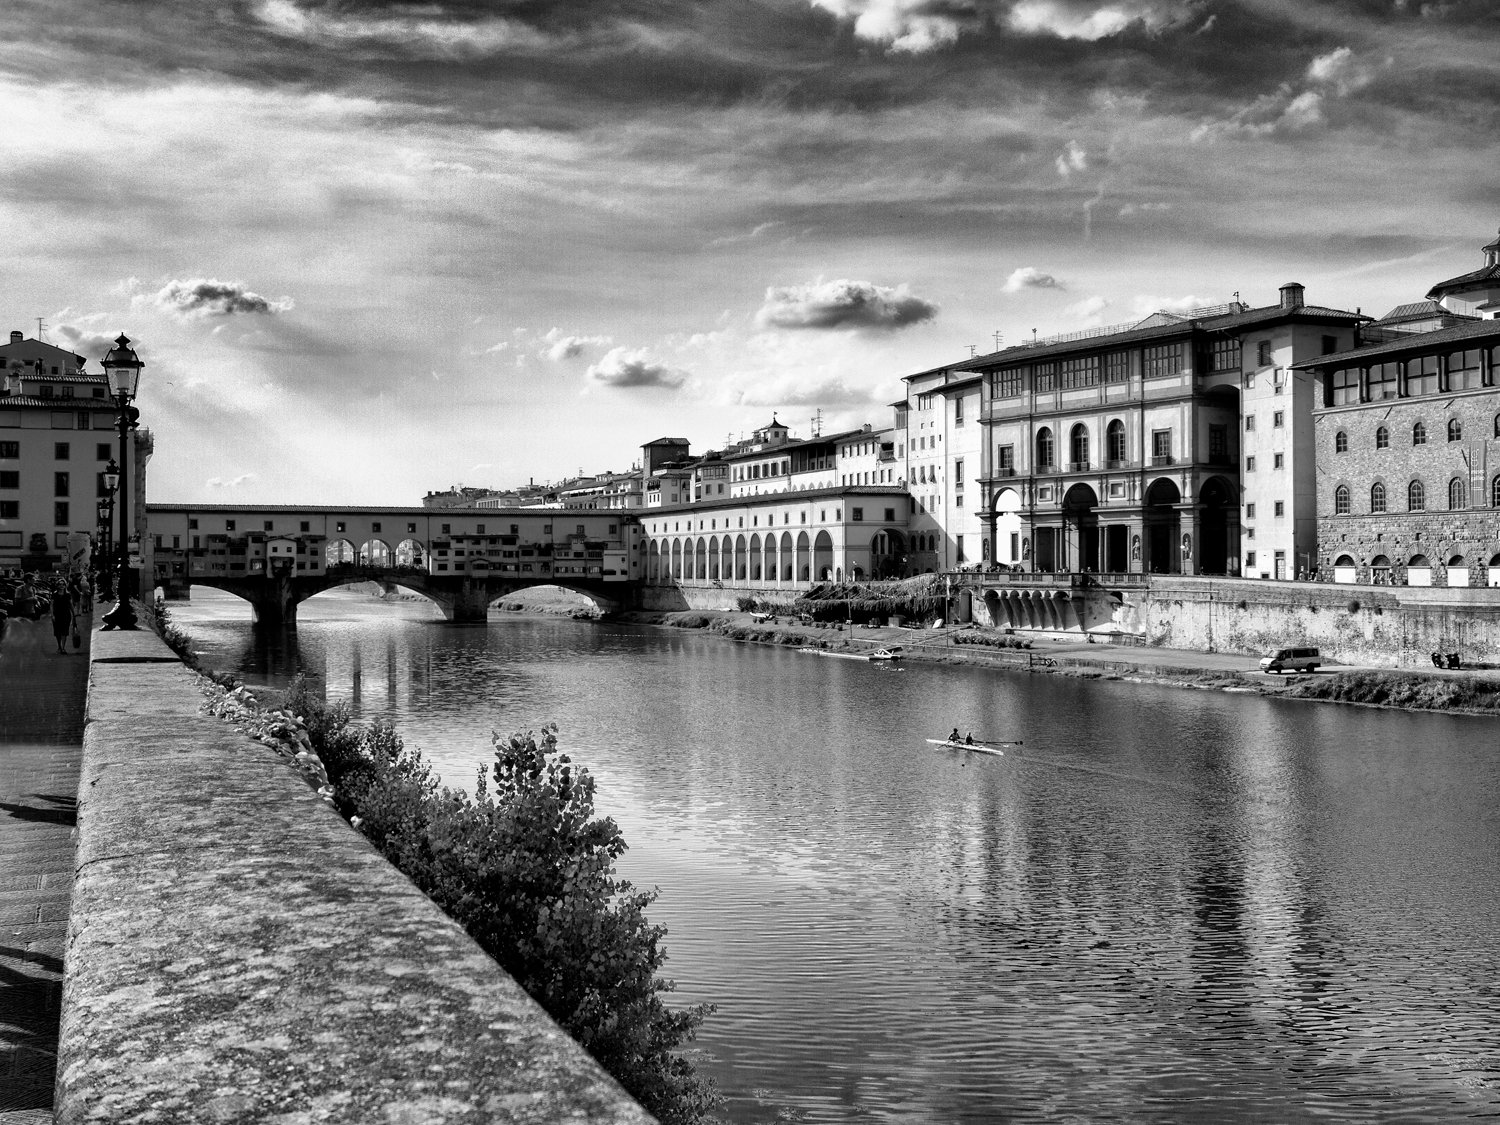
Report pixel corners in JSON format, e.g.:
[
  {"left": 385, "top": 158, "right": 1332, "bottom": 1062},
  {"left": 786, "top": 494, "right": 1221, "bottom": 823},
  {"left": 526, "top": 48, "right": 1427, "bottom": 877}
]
[
  {"left": 1279, "top": 282, "right": 1305, "bottom": 310},
  {"left": 9, "top": 330, "right": 21, "bottom": 343}
]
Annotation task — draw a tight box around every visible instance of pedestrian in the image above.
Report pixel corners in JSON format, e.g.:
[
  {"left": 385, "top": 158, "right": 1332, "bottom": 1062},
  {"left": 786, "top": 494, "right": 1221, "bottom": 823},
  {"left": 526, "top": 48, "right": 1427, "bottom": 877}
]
[{"left": 50, "top": 588, "right": 75, "bottom": 654}]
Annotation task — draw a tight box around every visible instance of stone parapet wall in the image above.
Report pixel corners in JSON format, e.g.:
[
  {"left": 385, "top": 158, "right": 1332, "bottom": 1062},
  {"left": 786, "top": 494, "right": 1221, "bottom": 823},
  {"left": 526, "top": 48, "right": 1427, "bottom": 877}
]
[
  {"left": 1140, "top": 575, "right": 1500, "bottom": 668},
  {"left": 63, "top": 629, "right": 653, "bottom": 1124}
]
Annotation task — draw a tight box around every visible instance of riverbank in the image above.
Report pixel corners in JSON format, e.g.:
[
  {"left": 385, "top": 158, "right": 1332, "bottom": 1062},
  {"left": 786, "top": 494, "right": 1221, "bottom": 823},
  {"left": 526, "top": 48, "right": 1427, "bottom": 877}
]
[{"left": 609, "top": 608, "right": 1500, "bottom": 717}]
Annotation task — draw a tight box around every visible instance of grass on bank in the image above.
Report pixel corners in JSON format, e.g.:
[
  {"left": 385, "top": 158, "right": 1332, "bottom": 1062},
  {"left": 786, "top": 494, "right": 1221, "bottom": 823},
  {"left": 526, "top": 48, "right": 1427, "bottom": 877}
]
[{"left": 1284, "top": 670, "right": 1500, "bottom": 711}]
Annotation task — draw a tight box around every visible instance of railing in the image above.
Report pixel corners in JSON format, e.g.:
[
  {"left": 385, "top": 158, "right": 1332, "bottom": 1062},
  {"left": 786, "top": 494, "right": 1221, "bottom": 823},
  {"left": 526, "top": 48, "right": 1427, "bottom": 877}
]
[
  {"left": 1067, "top": 461, "right": 1090, "bottom": 473},
  {"left": 1151, "top": 455, "right": 1175, "bottom": 467},
  {"left": 1106, "top": 458, "right": 1132, "bottom": 470}
]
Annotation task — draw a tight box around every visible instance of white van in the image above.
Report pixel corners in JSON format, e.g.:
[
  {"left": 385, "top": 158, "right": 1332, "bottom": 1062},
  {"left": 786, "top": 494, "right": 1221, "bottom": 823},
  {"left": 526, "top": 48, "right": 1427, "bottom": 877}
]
[{"left": 1259, "top": 646, "right": 1321, "bottom": 673}]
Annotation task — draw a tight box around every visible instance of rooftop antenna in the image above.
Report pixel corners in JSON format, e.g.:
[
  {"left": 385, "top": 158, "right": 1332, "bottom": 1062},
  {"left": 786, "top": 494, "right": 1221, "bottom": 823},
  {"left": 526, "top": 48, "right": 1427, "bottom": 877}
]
[
  {"left": 35, "top": 318, "right": 46, "bottom": 342},
  {"left": 968, "top": 344, "right": 977, "bottom": 358},
  {"left": 993, "top": 330, "right": 1003, "bottom": 350},
  {"left": 1032, "top": 328, "right": 1038, "bottom": 343},
  {"left": 811, "top": 407, "right": 823, "bottom": 436}
]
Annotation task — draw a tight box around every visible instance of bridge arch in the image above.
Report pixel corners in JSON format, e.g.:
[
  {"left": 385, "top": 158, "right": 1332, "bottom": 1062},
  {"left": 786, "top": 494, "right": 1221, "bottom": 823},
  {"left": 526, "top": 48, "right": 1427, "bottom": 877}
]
[
  {"left": 395, "top": 538, "right": 425, "bottom": 568},
  {"left": 359, "top": 539, "right": 393, "bottom": 567},
  {"left": 326, "top": 539, "right": 356, "bottom": 566}
]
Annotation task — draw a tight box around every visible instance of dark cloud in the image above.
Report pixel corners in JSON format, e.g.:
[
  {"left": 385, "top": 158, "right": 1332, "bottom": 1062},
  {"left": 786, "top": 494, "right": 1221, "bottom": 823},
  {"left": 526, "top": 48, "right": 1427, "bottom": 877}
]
[
  {"left": 52, "top": 324, "right": 118, "bottom": 365},
  {"left": 587, "top": 347, "right": 685, "bottom": 388},
  {"left": 153, "top": 278, "right": 292, "bottom": 317},
  {"left": 757, "top": 279, "right": 938, "bottom": 331}
]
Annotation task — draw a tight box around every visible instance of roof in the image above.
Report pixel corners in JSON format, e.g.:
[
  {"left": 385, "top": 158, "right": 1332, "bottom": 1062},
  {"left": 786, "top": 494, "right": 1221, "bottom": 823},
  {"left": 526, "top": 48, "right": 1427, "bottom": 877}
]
[
  {"left": 0, "top": 394, "right": 116, "bottom": 409},
  {"left": 1198, "top": 304, "right": 1366, "bottom": 332},
  {"left": 1426, "top": 263, "right": 1500, "bottom": 300},
  {"left": 1379, "top": 300, "right": 1449, "bottom": 322},
  {"left": 1292, "top": 317, "right": 1500, "bottom": 369},
  {"left": 645, "top": 483, "right": 910, "bottom": 515}
]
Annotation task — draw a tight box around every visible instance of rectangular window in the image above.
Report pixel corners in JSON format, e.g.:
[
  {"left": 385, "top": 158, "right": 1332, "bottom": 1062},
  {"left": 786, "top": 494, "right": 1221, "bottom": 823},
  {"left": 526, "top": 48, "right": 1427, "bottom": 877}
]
[
  {"left": 885, "top": 508, "right": 895, "bottom": 521},
  {"left": 1246, "top": 551, "right": 1257, "bottom": 568},
  {"left": 1033, "top": 362, "right": 1057, "bottom": 392},
  {"left": 0, "top": 501, "right": 17, "bottom": 519},
  {"left": 1273, "top": 411, "right": 1284, "bottom": 428},
  {"left": 1209, "top": 425, "right": 1227, "bottom": 460},
  {"left": 1151, "top": 430, "right": 1172, "bottom": 465},
  {"left": 954, "top": 397, "right": 964, "bottom": 425},
  {"left": 1246, "top": 503, "right": 1256, "bottom": 519},
  {"left": 1245, "top": 415, "right": 1255, "bottom": 431},
  {"left": 1211, "top": 338, "right": 1241, "bottom": 372},
  {"left": 1246, "top": 455, "right": 1256, "bottom": 471},
  {"left": 1144, "top": 343, "right": 1185, "bottom": 378},
  {"left": 991, "top": 369, "right": 1023, "bottom": 397},
  {"left": 1273, "top": 452, "right": 1284, "bottom": 469},
  {"left": 1446, "top": 348, "right": 1482, "bottom": 391},
  {"left": 226, "top": 520, "right": 236, "bottom": 532},
  {"left": 97, "top": 442, "right": 111, "bottom": 460},
  {"left": 1368, "top": 361, "right": 1400, "bottom": 400},
  {"left": 55, "top": 442, "right": 70, "bottom": 460},
  {"left": 1245, "top": 527, "right": 1255, "bottom": 539},
  {"left": 1274, "top": 501, "right": 1285, "bottom": 517},
  {"left": 0, "top": 471, "right": 16, "bottom": 488},
  {"left": 851, "top": 508, "right": 864, "bottom": 521},
  {"left": 1060, "top": 355, "right": 1100, "bottom": 389},
  {"left": 1257, "top": 340, "right": 1272, "bottom": 367},
  {"left": 998, "top": 445, "right": 1015, "bottom": 474},
  {"left": 955, "top": 492, "right": 964, "bottom": 508},
  {"left": 956, "top": 535, "right": 965, "bottom": 563},
  {"left": 54, "top": 471, "right": 69, "bottom": 497},
  {"left": 1322, "top": 335, "right": 1338, "bottom": 355},
  {"left": 1404, "top": 355, "right": 1440, "bottom": 396},
  {"left": 1104, "top": 352, "right": 1130, "bottom": 383},
  {"left": 1330, "top": 367, "right": 1360, "bottom": 405},
  {"left": 954, "top": 459, "right": 964, "bottom": 484},
  {"left": 54, "top": 501, "right": 69, "bottom": 526},
  {"left": 264, "top": 520, "right": 274, "bottom": 531},
  {"left": 0, "top": 442, "right": 17, "bottom": 459}
]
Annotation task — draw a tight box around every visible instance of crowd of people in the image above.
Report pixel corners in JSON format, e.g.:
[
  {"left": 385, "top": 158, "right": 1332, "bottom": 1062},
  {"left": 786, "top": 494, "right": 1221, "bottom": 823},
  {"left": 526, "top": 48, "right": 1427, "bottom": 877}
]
[{"left": 0, "top": 570, "right": 91, "bottom": 653}]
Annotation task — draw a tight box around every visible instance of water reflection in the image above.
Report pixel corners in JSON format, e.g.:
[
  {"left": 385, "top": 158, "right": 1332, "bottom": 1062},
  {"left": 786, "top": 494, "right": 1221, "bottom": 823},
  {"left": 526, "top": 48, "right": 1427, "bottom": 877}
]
[{"left": 174, "top": 589, "right": 1500, "bottom": 1124}]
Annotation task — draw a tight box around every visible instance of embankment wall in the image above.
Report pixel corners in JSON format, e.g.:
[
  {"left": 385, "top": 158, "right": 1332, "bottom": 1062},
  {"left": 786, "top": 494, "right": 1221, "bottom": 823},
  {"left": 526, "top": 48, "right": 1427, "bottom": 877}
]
[
  {"left": 1135, "top": 577, "right": 1500, "bottom": 668},
  {"left": 63, "top": 629, "right": 653, "bottom": 1124}
]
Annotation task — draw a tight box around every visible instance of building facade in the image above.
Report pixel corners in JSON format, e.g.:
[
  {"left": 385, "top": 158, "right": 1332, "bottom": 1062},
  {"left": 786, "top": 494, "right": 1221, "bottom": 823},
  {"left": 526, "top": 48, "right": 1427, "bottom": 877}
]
[{"left": 0, "top": 331, "right": 151, "bottom": 575}]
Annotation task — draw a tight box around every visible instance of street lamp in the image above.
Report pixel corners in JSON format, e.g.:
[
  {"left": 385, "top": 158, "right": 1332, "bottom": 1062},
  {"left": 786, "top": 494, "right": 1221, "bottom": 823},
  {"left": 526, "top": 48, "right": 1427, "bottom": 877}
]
[
  {"left": 96, "top": 477, "right": 116, "bottom": 601},
  {"left": 100, "top": 335, "right": 143, "bottom": 630}
]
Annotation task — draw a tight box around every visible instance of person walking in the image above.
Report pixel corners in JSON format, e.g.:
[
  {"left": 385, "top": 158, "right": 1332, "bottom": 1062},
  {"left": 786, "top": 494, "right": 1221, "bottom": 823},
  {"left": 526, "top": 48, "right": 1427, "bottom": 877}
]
[{"left": 50, "top": 586, "right": 76, "bottom": 655}]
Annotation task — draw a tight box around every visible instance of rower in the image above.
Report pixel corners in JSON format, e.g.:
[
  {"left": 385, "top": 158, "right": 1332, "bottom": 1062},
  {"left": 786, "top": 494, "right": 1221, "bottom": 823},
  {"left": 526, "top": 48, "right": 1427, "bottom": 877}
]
[{"left": 949, "top": 728, "right": 960, "bottom": 743}]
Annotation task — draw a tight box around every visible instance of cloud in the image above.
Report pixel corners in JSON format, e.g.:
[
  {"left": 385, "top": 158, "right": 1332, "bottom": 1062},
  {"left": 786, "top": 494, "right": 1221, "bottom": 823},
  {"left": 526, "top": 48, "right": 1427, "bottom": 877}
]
[
  {"left": 757, "top": 279, "right": 938, "bottom": 331},
  {"left": 732, "top": 375, "right": 878, "bottom": 408},
  {"left": 1055, "top": 140, "right": 1088, "bottom": 177},
  {"left": 252, "top": 0, "right": 557, "bottom": 57},
  {"left": 587, "top": 347, "right": 685, "bottom": 389},
  {"left": 51, "top": 322, "right": 117, "bottom": 365},
  {"left": 543, "top": 327, "right": 613, "bottom": 361},
  {"left": 1003, "top": 267, "right": 1065, "bottom": 293},
  {"left": 1192, "top": 46, "right": 1378, "bottom": 140},
  {"left": 1065, "top": 295, "right": 1112, "bottom": 323},
  {"left": 206, "top": 472, "right": 259, "bottom": 489},
  {"left": 152, "top": 278, "right": 293, "bottom": 318},
  {"left": 1118, "top": 201, "right": 1171, "bottom": 217},
  {"left": 809, "top": 0, "right": 1202, "bottom": 51}
]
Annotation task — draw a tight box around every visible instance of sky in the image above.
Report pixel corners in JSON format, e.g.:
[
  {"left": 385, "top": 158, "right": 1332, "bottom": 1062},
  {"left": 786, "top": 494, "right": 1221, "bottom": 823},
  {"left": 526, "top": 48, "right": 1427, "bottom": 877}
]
[{"left": 3, "top": 0, "right": 1498, "bottom": 505}]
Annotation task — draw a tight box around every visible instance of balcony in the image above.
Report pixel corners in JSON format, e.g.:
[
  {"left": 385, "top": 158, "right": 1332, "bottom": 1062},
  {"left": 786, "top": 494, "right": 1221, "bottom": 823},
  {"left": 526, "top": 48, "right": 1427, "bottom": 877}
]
[
  {"left": 1106, "top": 458, "right": 1132, "bottom": 470},
  {"left": 1151, "top": 455, "right": 1175, "bottom": 467},
  {"left": 1066, "top": 461, "right": 1090, "bottom": 473},
  {"left": 993, "top": 467, "right": 1017, "bottom": 478}
]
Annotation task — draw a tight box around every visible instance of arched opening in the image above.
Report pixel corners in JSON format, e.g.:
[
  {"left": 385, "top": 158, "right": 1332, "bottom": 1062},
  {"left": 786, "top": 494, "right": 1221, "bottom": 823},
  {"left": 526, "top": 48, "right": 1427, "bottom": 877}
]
[
  {"left": 695, "top": 537, "right": 708, "bottom": 580},
  {"left": 326, "top": 539, "right": 357, "bottom": 568},
  {"left": 1035, "top": 426, "right": 1055, "bottom": 471},
  {"left": 1407, "top": 553, "right": 1431, "bottom": 587},
  {"left": 749, "top": 534, "right": 763, "bottom": 581},
  {"left": 1489, "top": 552, "right": 1500, "bottom": 588},
  {"left": 720, "top": 537, "right": 733, "bottom": 583},
  {"left": 1197, "top": 476, "right": 1236, "bottom": 576},
  {"left": 1143, "top": 479, "right": 1182, "bottom": 574},
  {"left": 358, "top": 539, "right": 392, "bottom": 567},
  {"left": 1106, "top": 419, "right": 1126, "bottom": 466},
  {"left": 795, "top": 531, "right": 811, "bottom": 582},
  {"left": 1061, "top": 483, "right": 1100, "bottom": 573},
  {"left": 780, "top": 532, "right": 795, "bottom": 582},
  {"left": 671, "top": 539, "right": 683, "bottom": 579},
  {"left": 1069, "top": 423, "right": 1090, "bottom": 470},
  {"left": 395, "top": 538, "right": 425, "bottom": 569},
  {"left": 1370, "top": 553, "right": 1391, "bottom": 585},
  {"left": 708, "top": 536, "right": 721, "bottom": 581},
  {"left": 764, "top": 534, "right": 778, "bottom": 584},
  {"left": 1333, "top": 554, "right": 1358, "bottom": 584},
  {"left": 648, "top": 540, "right": 661, "bottom": 582},
  {"left": 735, "top": 535, "right": 747, "bottom": 581},
  {"left": 869, "top": 528, "right": 906, "bottom": 579},
  {"left": 993, "top": 487, "right": 1022, "bottom": 567},
  {"left": 1447, "top": 554, "right": 1470, "bottom": 588},
  {"left": 813, "top": 530, "right": 834, "bottom": 581}
]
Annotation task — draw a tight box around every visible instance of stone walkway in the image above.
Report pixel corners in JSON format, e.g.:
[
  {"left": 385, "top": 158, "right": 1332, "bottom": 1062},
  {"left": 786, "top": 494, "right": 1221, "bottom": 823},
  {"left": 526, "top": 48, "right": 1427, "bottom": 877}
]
[{"left": 0, "top": 610, "right": 90, "bottom": 1125}]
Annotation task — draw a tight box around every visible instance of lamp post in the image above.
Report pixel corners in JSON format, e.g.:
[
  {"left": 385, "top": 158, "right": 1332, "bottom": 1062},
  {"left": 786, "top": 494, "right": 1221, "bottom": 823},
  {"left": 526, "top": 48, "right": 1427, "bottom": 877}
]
[
  {"left": 100, "top": 336, "right": 143, "bottom": 630},
  {"left": 95, "top": 494, "right": 113, "bottom": 600}
]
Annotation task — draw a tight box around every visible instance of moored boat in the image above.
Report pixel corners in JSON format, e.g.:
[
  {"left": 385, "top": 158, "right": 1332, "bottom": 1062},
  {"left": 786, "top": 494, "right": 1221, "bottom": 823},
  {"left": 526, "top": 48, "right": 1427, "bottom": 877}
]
[{"left": 869, "top": 646, "right": 904, "bottom": 661}]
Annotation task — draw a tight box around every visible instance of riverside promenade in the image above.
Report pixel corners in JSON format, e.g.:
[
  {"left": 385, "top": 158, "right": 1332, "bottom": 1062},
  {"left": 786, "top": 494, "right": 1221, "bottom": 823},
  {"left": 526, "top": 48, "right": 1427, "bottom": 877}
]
[{"left": 0, "top": 608, "right": 90, "bottom": 1124}]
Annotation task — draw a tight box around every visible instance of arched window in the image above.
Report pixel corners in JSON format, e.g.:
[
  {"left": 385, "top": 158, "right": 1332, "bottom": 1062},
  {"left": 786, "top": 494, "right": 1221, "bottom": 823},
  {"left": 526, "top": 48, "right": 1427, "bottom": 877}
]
[
  {"left": 1408, "top": 479, "right": 1425, "bottom": 512},
  {"left": 1107, "top": 419, "right": 1126, "bottom": 464},
  {"left": 1413, "top": 420, "right": 1427, "bottom": 446},
  {"left": 1494, "top": 413, "right": 1500, "bottom": 438},
  {"left": 1370, "top": 482, "right": 1387, "bottom": 514},
  {"left": 1493, "top": 474, "right": 1500, "bottom": 508},
  {"left": 1334, "top": 485, "right": 1350, "bottom": 514},
  {"left": 1069, "top": 423, "right": 1089, "bottom": 468},
  {"left": 1449, "top": 477, "right": 1466, "bottom": 511},
  {"left": 1448, "top": 418, "right": 1463, "bottom": 442},
  {"left": 1375, "top": 425, "right": 1389, "bottom": 450},
  {"left": 1335, "top": 430, "right": 1348, "bottom": 453},
  {"left": 1036, "top": 427, "right": 1054, "bottom": 470}
]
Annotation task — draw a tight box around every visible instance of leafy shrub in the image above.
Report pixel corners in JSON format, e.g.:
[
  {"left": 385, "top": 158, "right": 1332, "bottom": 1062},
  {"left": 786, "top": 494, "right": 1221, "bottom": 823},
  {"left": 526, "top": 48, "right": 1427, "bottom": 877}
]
[
  {"left": 665, "top": 613, "right": 713, "bottom": 629},
  {"left": 1288, "top": 671, "right": 1500, "bottom": 711},
  {"left": 140, "top": 600, "right": 200, "bottom": 668},
  {"left": 952, "top": 632, "right": 1030, "bottom": 650},
  {"left": 290, "top": 695, "right": 720, "bottom": 1124}
]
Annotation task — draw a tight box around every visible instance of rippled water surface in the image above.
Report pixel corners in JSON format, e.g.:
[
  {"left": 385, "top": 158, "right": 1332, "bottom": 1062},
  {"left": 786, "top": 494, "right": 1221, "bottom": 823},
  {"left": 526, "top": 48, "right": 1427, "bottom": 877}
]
[{"left": 175, "top": 589, "right": 1500, "bottom": 1123}]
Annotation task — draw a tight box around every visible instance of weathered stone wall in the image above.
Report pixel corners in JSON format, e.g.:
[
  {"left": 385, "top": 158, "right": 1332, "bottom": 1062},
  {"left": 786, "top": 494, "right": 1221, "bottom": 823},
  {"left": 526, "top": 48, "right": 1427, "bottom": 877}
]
[
  {"left": 634, "top": 582, "right": 802, "bottom": 613},
  {"left": 64, "top": 629, "right": 654, "bottom": 1124},
  {"left": 1141, "top": 576, "right": 1500, "bottom": 667}
]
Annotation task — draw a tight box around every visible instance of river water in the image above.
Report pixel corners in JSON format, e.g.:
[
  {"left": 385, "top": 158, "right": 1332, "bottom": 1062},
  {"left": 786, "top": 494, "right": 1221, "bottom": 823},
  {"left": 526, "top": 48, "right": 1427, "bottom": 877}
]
[{"left": 172, "top": 588, "right": 1500, "bottom": 1124}]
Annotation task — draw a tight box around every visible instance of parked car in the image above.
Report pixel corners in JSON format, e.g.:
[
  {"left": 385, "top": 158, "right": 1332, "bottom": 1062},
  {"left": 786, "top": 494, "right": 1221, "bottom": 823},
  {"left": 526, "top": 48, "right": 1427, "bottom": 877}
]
[{"left": 1259, "top": 646, "right": 1321, "bottom": 673}]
